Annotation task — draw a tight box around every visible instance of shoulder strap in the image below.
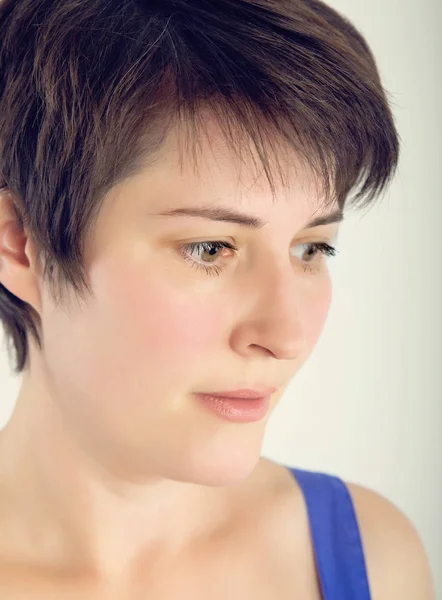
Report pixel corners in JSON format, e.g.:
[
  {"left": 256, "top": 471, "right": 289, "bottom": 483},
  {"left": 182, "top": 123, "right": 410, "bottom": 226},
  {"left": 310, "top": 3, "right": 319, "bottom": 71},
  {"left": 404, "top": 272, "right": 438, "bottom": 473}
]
[{"left": 287, "top": 466, "right": 372, "bottom": 600}]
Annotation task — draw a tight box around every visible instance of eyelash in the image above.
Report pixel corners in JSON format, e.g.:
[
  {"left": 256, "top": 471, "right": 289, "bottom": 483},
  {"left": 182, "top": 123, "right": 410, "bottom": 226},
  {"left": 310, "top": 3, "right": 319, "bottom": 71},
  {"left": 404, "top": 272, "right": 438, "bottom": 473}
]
[{"left": 178, "top": 240, "right": 338, "bottom": 277}]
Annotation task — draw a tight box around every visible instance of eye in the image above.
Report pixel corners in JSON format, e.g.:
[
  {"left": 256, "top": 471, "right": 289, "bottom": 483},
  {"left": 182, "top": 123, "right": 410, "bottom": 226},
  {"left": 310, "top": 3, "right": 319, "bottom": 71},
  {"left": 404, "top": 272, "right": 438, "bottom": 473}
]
[
  {"left": 178, "top": 239, "right": 339, "bottom": 277},
  {"left": 291, "top": 241, "right": 338, "bottom": 274},
  {"left": 178, "top": 240, "right": 239, "bottom": 277}
]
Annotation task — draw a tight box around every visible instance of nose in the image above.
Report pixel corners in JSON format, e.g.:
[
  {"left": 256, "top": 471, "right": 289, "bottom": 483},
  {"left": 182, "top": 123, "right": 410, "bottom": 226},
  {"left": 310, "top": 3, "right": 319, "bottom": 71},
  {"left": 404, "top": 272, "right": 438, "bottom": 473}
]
[{"left": 231, "top": 263, "right": 308, "bottom": 361}]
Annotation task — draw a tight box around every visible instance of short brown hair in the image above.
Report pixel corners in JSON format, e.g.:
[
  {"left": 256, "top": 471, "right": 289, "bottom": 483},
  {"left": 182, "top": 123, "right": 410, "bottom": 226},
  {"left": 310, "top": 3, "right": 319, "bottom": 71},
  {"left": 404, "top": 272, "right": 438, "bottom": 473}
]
[{"left": 0, "top": 0, "right": 400, "bottom": 374}]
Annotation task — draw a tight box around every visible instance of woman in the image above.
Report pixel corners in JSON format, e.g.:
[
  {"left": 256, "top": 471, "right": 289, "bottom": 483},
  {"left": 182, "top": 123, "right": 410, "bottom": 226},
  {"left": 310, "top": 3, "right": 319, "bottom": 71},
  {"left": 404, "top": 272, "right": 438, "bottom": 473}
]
[{"left": 0, "top": 0, "right": 435, "bottom": 598}]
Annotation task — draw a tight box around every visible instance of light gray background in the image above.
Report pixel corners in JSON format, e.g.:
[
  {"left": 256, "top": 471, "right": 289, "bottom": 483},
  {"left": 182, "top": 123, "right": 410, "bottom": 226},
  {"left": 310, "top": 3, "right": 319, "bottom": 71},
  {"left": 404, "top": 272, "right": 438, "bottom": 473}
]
[{"left": 0, "top": 0, "right": 441, "bottom": 596}]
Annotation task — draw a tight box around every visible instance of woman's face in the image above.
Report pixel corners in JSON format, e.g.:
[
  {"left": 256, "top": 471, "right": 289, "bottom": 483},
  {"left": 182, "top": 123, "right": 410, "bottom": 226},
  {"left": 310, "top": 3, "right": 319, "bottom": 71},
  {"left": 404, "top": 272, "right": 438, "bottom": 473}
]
[{"left": 31, "top": 119, "right": 341, "bottom": 484}]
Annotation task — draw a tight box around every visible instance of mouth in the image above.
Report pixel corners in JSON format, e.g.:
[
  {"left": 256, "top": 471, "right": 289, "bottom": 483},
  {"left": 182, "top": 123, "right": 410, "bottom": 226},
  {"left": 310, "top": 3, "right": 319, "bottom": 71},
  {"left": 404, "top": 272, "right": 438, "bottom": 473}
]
[{"left": 193, "top": 391, "right": 274, "bottom": 423}]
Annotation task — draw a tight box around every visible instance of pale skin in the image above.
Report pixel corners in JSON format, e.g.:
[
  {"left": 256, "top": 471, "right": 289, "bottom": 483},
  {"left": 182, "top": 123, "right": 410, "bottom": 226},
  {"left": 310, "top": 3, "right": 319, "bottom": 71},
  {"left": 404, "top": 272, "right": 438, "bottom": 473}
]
[{"left": 0, "top": 116, "right": 435, "bottom": 598}]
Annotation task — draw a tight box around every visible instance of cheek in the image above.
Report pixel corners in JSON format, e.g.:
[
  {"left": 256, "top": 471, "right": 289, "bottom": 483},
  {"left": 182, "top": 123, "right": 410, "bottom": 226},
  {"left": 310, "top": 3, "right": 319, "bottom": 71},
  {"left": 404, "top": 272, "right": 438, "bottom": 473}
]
[{"left": 99, "top": 263, "right": 222, "bottom": 374}]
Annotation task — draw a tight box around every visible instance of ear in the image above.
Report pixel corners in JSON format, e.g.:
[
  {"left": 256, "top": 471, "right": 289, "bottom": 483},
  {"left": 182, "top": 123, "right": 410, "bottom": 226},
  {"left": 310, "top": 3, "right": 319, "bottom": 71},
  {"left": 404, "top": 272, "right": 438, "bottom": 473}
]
[{"left": 0, "top": 189, "right": 42, "bottom": 316}]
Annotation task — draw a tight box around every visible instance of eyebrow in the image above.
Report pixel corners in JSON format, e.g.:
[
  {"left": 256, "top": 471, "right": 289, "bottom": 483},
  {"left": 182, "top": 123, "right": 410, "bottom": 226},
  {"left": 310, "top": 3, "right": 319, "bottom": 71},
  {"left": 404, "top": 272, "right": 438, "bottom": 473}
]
[{"left": 155, "top": 205, "right": 344, "bottom": 229}]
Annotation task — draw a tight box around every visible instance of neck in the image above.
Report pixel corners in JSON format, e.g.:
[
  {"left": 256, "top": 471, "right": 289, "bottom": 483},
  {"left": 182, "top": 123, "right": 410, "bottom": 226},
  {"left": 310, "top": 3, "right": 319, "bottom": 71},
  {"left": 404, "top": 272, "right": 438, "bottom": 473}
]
[{"left": 0, "top": 375, "right": 230, "bottom": 585}]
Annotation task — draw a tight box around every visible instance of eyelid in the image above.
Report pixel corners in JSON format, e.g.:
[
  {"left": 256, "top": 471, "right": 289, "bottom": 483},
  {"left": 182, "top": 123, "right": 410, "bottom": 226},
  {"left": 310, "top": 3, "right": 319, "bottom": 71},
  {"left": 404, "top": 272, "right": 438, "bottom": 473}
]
[
  {"left": 301, "top": 221, "right": 341, "bottom": 234},
  {"left": 296, "top": 230, "right": 339, "bottom": 245}
]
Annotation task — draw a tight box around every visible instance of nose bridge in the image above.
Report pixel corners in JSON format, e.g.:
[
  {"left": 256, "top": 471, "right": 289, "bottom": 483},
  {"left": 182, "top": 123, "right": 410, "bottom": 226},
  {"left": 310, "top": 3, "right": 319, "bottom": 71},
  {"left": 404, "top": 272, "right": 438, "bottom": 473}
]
[
  {"left": 260, "top": 261, "right": 303, "bottom": 323},
  {"left": 245, "top": 257, "right": 307, "bottom": 358}
]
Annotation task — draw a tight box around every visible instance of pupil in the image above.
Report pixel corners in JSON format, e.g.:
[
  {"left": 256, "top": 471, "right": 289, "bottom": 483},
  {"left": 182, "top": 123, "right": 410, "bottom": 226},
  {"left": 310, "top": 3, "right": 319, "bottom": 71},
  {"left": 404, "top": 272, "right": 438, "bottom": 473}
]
[{"left": 202, "top": 245, "right": 219, "bottom": 263}]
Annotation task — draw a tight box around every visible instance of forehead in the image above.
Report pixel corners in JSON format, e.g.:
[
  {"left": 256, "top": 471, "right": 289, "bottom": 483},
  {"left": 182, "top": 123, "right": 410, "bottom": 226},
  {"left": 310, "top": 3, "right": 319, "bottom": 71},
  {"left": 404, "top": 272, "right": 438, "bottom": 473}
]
[{"left": 141, "top": 111, "right": 331, "bottom": 214}]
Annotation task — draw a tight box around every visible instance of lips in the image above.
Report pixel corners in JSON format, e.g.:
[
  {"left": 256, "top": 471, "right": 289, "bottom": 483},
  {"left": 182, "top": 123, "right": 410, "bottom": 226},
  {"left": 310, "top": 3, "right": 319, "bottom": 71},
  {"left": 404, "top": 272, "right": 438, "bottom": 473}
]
[{"left": 194, "top": 393, "right": 272, "bottom": 422}]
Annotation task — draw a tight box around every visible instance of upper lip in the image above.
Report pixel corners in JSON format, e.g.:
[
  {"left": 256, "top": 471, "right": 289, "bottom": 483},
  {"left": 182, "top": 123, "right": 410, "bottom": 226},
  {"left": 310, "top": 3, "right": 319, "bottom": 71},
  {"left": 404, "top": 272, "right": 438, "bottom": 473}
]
[{"left": 197, "top": 387, "right": 277, "bottom": 399}]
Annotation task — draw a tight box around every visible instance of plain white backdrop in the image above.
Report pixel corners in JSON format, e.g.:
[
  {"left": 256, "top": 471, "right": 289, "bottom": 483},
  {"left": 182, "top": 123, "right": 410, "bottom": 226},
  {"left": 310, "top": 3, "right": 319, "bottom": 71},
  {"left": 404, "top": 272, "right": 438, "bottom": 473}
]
[{"left": 0, "top": 0, "right": 441, "bottom": 595}]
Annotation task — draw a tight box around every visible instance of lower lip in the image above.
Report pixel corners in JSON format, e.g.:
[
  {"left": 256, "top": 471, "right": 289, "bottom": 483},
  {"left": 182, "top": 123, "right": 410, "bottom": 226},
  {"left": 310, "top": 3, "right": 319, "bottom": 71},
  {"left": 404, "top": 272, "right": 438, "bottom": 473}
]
[{"left": 194, "top": 393, "right": 271, "bottom": 423}]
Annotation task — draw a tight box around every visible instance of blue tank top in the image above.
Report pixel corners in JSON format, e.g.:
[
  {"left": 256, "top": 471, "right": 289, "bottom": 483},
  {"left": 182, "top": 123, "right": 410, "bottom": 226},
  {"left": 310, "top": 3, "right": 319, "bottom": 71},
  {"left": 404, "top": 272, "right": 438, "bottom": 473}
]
[{"left": 286, "top": 466, "right": 372, "bottom": 600}]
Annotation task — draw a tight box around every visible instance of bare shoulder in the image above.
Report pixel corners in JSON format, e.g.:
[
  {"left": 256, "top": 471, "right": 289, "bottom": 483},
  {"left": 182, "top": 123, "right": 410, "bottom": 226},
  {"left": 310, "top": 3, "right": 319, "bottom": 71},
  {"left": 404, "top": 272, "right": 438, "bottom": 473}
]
[
  {"left": 247, "top": 460, "right": 436, "bottom": 600},
  {"left": 345, "top": 480, "right": 436, "bottom": 600}
]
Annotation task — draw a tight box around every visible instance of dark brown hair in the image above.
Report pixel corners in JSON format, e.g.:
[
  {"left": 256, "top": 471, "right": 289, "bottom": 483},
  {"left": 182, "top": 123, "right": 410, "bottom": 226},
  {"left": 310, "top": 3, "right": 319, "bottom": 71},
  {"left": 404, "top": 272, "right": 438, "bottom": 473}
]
[{"left": 0, "top": 0, "right": 400, "bottom": 374}]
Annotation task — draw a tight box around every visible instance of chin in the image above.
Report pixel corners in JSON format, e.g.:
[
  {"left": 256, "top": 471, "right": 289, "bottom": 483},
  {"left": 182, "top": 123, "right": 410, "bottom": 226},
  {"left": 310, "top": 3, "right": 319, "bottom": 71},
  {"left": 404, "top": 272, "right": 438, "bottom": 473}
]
[{"left": 173, "top": 445, "right": 263, "bottom": 487}]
